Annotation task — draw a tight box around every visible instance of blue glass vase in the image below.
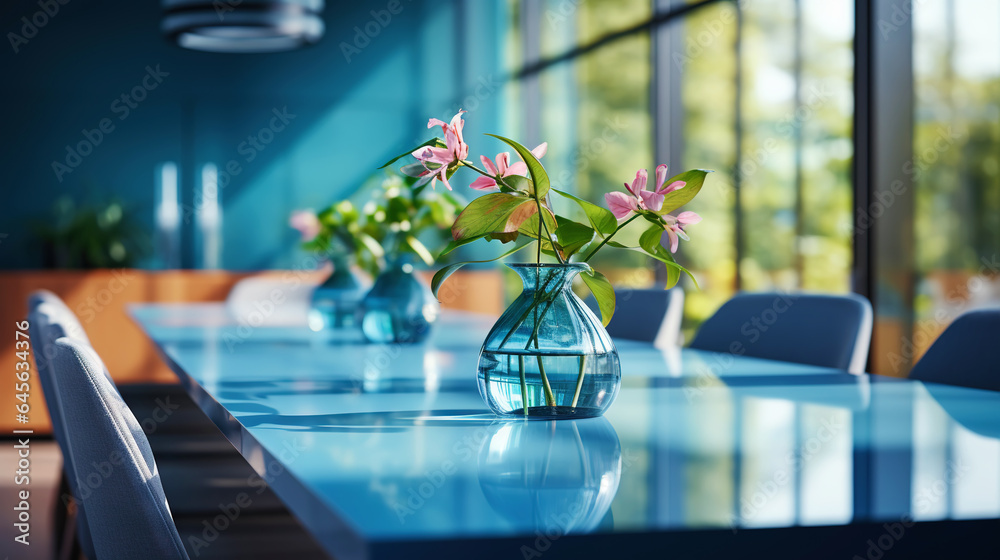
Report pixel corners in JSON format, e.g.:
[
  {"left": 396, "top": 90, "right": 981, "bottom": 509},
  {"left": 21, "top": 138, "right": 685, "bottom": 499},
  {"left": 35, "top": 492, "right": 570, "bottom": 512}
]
[
  {"left": 360, "top": 258, "right": 439, "bottom": 343},
  {"left": 477, "top": 263, "right": 621, "bottom": 419},
  {"left": 308, "top": 257, "right": 366, "bottom": 334}
]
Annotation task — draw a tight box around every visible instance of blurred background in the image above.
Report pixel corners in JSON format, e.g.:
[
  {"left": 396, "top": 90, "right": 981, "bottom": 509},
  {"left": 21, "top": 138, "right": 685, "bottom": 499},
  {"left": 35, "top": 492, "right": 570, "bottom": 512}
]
[{"left": 1, "top": 0, "right": 998, "bottom": 380}]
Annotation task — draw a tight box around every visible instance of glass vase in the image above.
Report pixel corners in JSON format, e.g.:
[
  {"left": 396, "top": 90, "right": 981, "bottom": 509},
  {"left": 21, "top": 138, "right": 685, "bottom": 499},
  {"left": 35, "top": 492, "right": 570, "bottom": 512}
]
[
  {"left": 477, "top": 263, "right": 621, "bottom": 419},
  {"left": 308, "top": 256, "right": 366, "bottom": 334},
  {"left": 477, "top": 417, "right": 621, "bottom": 534},
  {"left": 360, "top": 258, "right": 439, "bottom": 343}
]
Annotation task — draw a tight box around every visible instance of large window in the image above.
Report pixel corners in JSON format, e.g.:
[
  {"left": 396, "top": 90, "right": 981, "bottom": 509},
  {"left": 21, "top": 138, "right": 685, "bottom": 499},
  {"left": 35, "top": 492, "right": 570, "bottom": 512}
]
[
  {"left": 511, "top": 0, "right": 854, "bottom": 341},
  {"left": 506, "top": 0, "right": 1000, "bottom": 374},
  {"left": 911, "top": 0, "right": 1000, "bottom": 364}
]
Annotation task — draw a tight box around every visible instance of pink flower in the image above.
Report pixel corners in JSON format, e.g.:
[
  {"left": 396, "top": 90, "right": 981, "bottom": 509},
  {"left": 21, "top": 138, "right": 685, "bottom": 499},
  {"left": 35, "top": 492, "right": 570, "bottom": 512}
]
[
  {"left": 411, "top": 110, "right": 470, "bottom": 190},
  {"left": 604, "top": 168, "right": 649, "bottom": 219},
  {"left": 469, "top": 143, "right": 548, "bottom": 191},
  {"left": 663, "top": 211, "right": 702, "bottom": 253},
  {"left": 639, "top": 164, "right": 686, "bottom": 212},
  {"left": 290, "top": 210, "right": 321, "bottom": 242},
  {"left": 603, "top": 165, "right": 687, "bottom": 219}
]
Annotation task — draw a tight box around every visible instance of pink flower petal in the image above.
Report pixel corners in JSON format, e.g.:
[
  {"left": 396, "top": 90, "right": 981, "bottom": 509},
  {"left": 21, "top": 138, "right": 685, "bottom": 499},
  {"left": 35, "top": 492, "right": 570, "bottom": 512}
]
[
  {"left": 437, "top": 167, "right": 452, "bottom": 191},
  {"left": 628, "top": 169, "right": 648, "bottom": 197},
  {"left": 469, "top": 176, "right": 498, "bottom": 191},
  {"left": 427, "top": 118, "right": 447, "bottom": 130},
  {"left": 655, "top": 164, "right": 669, "bottom": 191},
  {"left": 665, "top": 228, "right": 680, "bottom": 253},
  {"left": 605, "top": 191, "right": 638, "bottom": 220},
  {"left": 531, "top": 142, "right": 548, "bottom": 159},
  {"left": 415, "top": 146, "right": 453, "bottom": 164},
  {"left": 639, "top": 190, "right": 665, "bottom": 212},
  {"left": 449, "top": 110, "right": 466, "bottom": 130},
  {"left": 676, "top": 211, "right": 702, "bottom": 225},
  {"left": 289, "top": 210, "right": 321, "bottom": 242},
  {"left": 480, "top": 155, "right": 498, "bottom": 176},
  {"left": 505, "top": 162, "right": 528, "bottom": 176},
  {"left": 496, "top": 152, "right": 510, "bottom": 175},
  {"left": 659, "top": 180, "right": 686, "bottom": 195}
]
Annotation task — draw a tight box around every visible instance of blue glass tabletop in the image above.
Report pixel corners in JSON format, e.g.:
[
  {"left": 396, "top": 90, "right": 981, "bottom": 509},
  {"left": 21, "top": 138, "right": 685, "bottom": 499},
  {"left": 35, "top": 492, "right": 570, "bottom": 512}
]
[{"left": 130, "top": 303, "right": 1000, "bottom": 560}]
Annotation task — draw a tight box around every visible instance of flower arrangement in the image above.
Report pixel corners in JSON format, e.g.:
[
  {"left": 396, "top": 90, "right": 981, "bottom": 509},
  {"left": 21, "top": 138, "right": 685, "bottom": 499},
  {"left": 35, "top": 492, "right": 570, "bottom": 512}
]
[
  {"left": 384, "top": 110, "right": 710, "bottom": 325},
  {"left": 290, "top": 171, "right": 464, "bottom": 277}
]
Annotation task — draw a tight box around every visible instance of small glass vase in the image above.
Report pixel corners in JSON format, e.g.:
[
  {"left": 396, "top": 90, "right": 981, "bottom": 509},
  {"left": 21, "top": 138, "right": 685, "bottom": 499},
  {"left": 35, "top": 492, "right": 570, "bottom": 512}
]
[
  {"left": 360, "top": 257, "right": 439, "bottom": 344},
  {"left": 308, "top": 257, "right": 366, "bottom": 333},
  {"left": 477, "top": 263, "right": 621, "bottom": 419}
]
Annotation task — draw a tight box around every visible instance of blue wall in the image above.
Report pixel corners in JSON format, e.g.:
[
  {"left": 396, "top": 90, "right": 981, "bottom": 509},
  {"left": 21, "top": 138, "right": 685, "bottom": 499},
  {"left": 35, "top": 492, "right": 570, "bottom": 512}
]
[{"left": 0, "top": 0, "right": 509, "bottom": 270}]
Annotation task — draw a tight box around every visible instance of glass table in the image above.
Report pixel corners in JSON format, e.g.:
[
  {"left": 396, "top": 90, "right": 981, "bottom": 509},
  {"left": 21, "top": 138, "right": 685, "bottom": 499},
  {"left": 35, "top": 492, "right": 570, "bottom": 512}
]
[{"left": 130, "top": 303, "right": 1000, "bottom": 560}]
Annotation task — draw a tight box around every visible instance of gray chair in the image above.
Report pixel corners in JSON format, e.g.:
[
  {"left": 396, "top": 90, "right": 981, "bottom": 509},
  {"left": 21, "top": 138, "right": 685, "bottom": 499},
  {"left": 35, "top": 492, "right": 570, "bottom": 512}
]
[
  {"left": 29, "top": 299, "right": 99, "bottom": 559},
  {"left": 48, "top": 338, "right": 189, "bottom": 559},
  {"left": 689, "top": 292, "right": 873, "bottom": 374},
  {"left": 586, "top": 288, "right": 685, "bottom": 348},
  {"left": 48, "top": 338, "right": 329, "bottom": 559},
  {"left": 29, "top": 290, "right": 232, "bottom": 452},
  {"left": 910, "top": 308, "right": 1000, "bottom": 392},
  {"left": 28, "top": 292, "right": 298, "bottom": 554}
]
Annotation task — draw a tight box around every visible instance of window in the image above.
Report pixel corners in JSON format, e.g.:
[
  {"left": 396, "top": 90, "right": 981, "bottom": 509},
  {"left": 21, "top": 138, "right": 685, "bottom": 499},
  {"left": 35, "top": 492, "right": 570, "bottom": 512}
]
[{"left": 511, "top": 0, "right": 854, "bottom": 341}]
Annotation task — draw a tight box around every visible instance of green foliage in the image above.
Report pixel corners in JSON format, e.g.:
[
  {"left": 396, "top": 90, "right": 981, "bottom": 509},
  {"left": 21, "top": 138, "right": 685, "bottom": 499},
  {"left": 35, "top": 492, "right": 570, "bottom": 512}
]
[
  {"left": 34, "top": 195, "right": 148, "bottom": 269},
  {"left": 552, "top": 188, "right": 617, "bottom": 235},
  {"left": 486, "top": 134, "right": 550, "bottom": 199},
  {"left": 657, "top": 169, "right": 712, "bottom": 215},
  {"left": 431, "top": 239, "right": 534, "bottom": 298},
  {"left": 638, "top": 225, "right": 697, "bottom": 289},
  {"left": 579, "top": 267, "right": 615, "bottom": 326},
  {"left": 451, "top": 193, "right": 536, "bottom": 240},
  {"left": 304, "top": 171, "right": 464, "bottom": 277},
  {"left": 378, "top": 138, "right": 444, "bottom": 169}
]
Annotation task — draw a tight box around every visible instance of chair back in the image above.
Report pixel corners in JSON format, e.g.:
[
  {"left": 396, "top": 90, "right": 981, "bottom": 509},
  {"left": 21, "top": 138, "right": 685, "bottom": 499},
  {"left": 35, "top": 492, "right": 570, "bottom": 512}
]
[
  {"left": 48, "top": 338, "right": 189, "bottom": 560},
  {"left": 910, "top": 308, "right": 1000, "bottom": 391},
  {"left": 588, "top": 288, "right": 685, "bottom": 347},
  {"left": 28, "top": 293, "right": 97, "bottom": 559},
  {"left": 689, "top": 292, "right": 873, "bottom": 374}
]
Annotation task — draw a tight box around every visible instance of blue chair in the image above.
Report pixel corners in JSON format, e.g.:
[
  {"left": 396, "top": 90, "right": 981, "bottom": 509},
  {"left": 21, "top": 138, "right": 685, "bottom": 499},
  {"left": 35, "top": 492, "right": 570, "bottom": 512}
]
[
  {"left": 48, "top": 338, "right": 330, "bottom": 559},
  {"left": 910, "top": 308, "right": 1000, "bottom": 392},
  {"left": 689, "top": 292, "right": 873, "bottom": 374},
  {"left": 586, "top": 288, "right": 685, "bottom": 347}
]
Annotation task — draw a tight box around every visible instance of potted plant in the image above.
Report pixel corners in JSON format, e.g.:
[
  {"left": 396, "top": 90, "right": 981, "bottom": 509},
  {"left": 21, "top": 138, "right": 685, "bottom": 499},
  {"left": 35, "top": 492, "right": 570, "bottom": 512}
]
[{"left": 385, "top": 111, "right": 710, "bottom": 418}]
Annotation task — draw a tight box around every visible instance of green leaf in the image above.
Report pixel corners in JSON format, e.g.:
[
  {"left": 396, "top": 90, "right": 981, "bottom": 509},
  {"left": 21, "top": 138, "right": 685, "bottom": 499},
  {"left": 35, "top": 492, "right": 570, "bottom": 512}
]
[
  {"left": 379, "top": 138, "right": 444, "bottom": 169},
  {"left": 658, "top": 169, "right": 712, "bottom": 215},
  {"left": 400, "top": 162, "right": 427, "bottom": 178},
  {"left": 551, "top": 188, "right": 617, "bottom": 235},
  {"left": 404, "top": 235, "right": 435, "bottom": 266},
  {"left": 431, "top": 239, "right": 534, "bottom": 298},
  {"left": 356, "top": 232, "right": 385, "bottom": 259},
  {"left": 485, "top": 134, "right": 550, "bottom": 200},
  {"left": 486, "top": 231, "right": 520, "bottom": 243},
  {"left": 439, "top": 234, "right": 486, "bottom": 257},
  {"left": 580, "top": 268, "right": 615, "bottom": 327},
  {"left": 554, "top": 217, "right": 595, "bottom": 258},
  {"left": 500, "top": 175, "right": 531, "bottom": 194},
  {"left": 516, "top": 205, "right": 558, "bottom": 240},
  {"left": 451, "top": 193, "right": 533, "bottom": 240},
  {"left": 637, "top": 225, "right": 699, "bottom": 289}
]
